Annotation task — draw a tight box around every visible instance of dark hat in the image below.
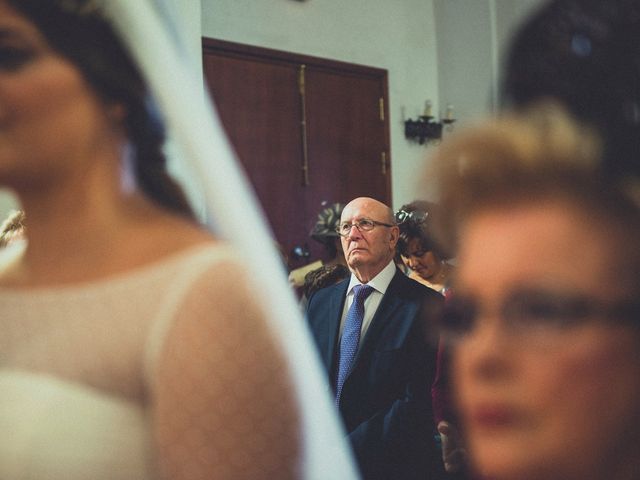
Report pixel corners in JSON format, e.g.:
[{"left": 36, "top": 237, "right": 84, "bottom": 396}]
[
  {"left": 502, "top": 0, "right": 640, "bottom": 181},
  {"left": 310, "top": 203, "right": 344, "bottom": 243}
]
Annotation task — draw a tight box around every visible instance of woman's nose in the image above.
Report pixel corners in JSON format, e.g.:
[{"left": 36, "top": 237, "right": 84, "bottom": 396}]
[{"left": 459, "top": 313, "right": 514, "bottom": 381}]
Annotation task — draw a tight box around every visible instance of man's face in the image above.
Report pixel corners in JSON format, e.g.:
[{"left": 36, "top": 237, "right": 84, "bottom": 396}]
[{"left": 339, "top": 198, "right": 398, "bottom": 281}]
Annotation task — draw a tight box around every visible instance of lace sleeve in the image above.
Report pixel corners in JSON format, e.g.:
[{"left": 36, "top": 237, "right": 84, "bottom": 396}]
[{"left": 150, "top": 260, "right": 301, "bottom": 479}]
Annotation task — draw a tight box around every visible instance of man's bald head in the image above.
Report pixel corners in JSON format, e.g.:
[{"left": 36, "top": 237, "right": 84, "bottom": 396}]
[{"left": 339, "top": 197, "right": 399, "bottom": 283}]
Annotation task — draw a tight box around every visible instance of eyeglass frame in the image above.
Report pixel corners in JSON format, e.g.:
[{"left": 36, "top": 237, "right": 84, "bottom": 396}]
[
  {"left": 436, "top": 287, "right": 640, "bottom": 348},
  {"left": 335, "top": 217, "right": 396, "bottom": 237}
]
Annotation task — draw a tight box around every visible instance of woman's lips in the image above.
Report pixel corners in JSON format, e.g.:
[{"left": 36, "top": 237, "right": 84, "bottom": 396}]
[{"left": 468, "top": 404, "right": 520, "bottom": 430}]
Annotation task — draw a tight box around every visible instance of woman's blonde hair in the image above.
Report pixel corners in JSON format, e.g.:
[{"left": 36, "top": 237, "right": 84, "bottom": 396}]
[{"left": 425, "top": 102, "right": 639, "bottom": 261}]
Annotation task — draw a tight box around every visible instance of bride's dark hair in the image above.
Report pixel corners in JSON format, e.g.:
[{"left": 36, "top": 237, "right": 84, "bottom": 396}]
[{"left": 8, "top": 0, "right": 195, "bottom": 219}]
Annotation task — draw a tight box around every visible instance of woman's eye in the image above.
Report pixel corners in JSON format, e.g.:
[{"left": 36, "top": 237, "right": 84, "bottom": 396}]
[
  {"left": 504, "top": 292, "right": 593, "bottom": 329},
  {"left": 520, "top": 300, "right": 564, "bottom": 322},
  {"left": 0, "top": 47, "right": 35, "bottom": 71}
]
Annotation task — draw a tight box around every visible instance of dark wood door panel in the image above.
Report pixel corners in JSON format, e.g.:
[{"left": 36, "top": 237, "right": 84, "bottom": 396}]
[
  {"left": 203, "top": 52, "right": 309, "bottom": 259},
  {"left": 305, "top": 68, "right": 388, "bottom": 207},
  {"left": 203, "top": 54, "right": 301, "bottom": 191},
  {"left": 202, "top": 39, "right": 391, "bottom": 267}
]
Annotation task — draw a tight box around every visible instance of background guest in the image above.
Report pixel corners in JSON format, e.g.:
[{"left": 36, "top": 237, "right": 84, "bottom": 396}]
[
  {"left": 302, "top": 262, "right": 350, "bottom": 300},
  {"left": 289, "top": 202, "right": 346, "bottom": 288},
  {"left": 307, "top": 197, "right": 446, "bottom": 479},
  {"left": 423, "top": 2, "right": 640, "bottom": 477},
  {"left": 395, "top": 200, "right": 467, "bottom": 476},
  {"left": 428, "top": 104, "right": 640, "bottom": 480},
  {"left": 396, "top": 200, "right": 453, "bottom": 295}
]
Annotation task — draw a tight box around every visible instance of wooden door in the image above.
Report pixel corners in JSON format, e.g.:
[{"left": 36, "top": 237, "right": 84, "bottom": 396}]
[{"left": 202, "top": 39, "right": 391, "bottom": 268}]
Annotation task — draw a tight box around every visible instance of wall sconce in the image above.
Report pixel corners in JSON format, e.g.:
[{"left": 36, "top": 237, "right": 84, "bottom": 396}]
[{"left": 404, "top": 101, "right": 456, "bottom": 145}]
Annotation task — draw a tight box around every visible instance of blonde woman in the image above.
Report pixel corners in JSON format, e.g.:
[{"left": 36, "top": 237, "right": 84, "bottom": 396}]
[{"left": 427, "top": 105, "right": 640, "bottom": 480}]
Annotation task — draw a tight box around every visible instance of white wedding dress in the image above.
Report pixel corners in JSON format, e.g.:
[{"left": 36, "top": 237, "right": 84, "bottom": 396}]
[
  {"left": 0, "top": 1, "right": 360, "bottom": 477},
  {"left": 0, "top": 243, "right": 299, "bottom": 480}
]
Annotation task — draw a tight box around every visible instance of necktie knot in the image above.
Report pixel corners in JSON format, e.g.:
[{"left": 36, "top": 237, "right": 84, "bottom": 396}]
[{"left": 352, "top": 284, "right": 374, "bottom": 304}]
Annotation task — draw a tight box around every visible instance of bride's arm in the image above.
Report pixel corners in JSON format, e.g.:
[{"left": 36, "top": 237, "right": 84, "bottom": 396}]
[{"left": 151, "top": 262, "right": 301, "bottom": 480}]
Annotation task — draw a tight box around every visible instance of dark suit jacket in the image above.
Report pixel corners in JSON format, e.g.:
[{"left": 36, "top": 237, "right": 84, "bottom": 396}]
[{"left": 307, "top": 269, "right": 445, "bottom": 480}]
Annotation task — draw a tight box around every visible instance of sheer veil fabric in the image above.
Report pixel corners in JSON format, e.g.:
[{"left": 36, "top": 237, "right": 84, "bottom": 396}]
[{"left": 101, "top": 1, "right": 358, "bottom": 478}]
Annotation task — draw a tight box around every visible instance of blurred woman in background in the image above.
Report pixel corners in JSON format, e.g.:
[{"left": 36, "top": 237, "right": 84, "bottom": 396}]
[
  {"left": 396, "top": 200, "right": 453, "bottom": 295},
  {"left": 428, "top": 104, "right": 640, "bottom": 480},
  {"left": 396, "top": 201, "right": 467, "bottom": 476}
]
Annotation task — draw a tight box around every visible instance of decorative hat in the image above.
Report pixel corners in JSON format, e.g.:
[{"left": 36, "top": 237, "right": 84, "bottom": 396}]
[{"left": 310, "top": 203, "right": 344, "bottom": 242}]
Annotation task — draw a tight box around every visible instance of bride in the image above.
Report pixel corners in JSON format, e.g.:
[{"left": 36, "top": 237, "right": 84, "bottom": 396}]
[{"left": 0, "top": 1, "right": 356, "bottom": 478}]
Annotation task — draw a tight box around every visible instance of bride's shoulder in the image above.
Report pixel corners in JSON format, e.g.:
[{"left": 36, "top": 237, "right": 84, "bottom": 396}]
[{"left": 123, "top": 212, "right": 221, "bottom": 266}]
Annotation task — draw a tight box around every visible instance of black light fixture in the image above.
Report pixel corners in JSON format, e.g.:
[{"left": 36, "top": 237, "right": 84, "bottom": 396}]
[{"left": 404, "top": 101, "right": 456, "bottom": 145}]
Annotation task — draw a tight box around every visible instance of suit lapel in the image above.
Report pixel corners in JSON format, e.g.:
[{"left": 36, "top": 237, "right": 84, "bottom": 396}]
[
  {"left": 325, "top": 280, "right": 349, "bottom": 370},
  {"left": 353, "top": 270, "right": 404, "bottom": 366}
]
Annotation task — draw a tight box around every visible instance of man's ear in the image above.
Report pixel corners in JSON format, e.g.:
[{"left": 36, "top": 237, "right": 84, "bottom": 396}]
[{"left": 389, "top": 225, "right": 400, "bottom": 247}]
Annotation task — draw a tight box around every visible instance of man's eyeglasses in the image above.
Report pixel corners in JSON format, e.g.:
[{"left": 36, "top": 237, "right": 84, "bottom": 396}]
[
  {"left": 395, "top": 210, "right": 428, "bottom": 225},
  {"left": 335, "top": 218, "right": 395, "bottom": 237},
  {"left": 438, "top": 288, "right": 640, "bottom": 347}
]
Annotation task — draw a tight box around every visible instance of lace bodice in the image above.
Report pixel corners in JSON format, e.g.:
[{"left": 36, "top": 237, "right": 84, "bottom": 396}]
[
  {"left": 0, "top": 244, "right": 229, "bottom": 399},
  {"left": 0, "top": 243, "right": 302, "bottom": 479}
]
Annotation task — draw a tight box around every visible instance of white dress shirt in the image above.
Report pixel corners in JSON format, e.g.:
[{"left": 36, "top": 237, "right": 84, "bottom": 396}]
[{"left": 339, "top": 260, "right": 397, "bottom": 347}]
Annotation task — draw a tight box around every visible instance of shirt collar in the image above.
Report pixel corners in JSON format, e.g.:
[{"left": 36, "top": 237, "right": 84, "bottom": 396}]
[{"left": 347, "top": 259, "right": 396, "bottom": 296}]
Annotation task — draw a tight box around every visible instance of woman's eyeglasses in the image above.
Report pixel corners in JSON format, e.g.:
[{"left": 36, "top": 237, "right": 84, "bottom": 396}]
[
  {"left": 395, "top": 210, "right": 428, "bottom": 225},
  {"left": 438, "top": 288, "right": 640, "bottom": 346},
  {"left": 335, "top": 218, "right": 395, "bottom": 237}
]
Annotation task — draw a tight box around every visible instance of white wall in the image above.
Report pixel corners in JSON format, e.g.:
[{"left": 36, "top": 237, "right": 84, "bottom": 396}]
[
  {"left": 433, "top": 0, "right": 545, "bottom": 125},
  {"left": 165, "top": 0, "right": 207, "bottom": 220},
  {"left": 201, "top": 0, "right": 440, "bottom": 209},
  {"left": 434, "top": 0, "right": 497, "bottom": 125},
  {"left": 0, "top": 0, "right": 546, "bottom": 221}
]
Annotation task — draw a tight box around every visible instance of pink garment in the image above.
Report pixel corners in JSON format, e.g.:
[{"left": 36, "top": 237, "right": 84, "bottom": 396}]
[
  {"left": 431, "top": 338, "right": 453, "bottom": 425},
  {"left": 431, "top": 288, "right": 455, "bottom": 425}
]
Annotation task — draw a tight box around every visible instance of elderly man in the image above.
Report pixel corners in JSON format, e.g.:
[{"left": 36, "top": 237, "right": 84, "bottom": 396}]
[{"left": 306, "top": 197, "right": 445, "bottom": 479}]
